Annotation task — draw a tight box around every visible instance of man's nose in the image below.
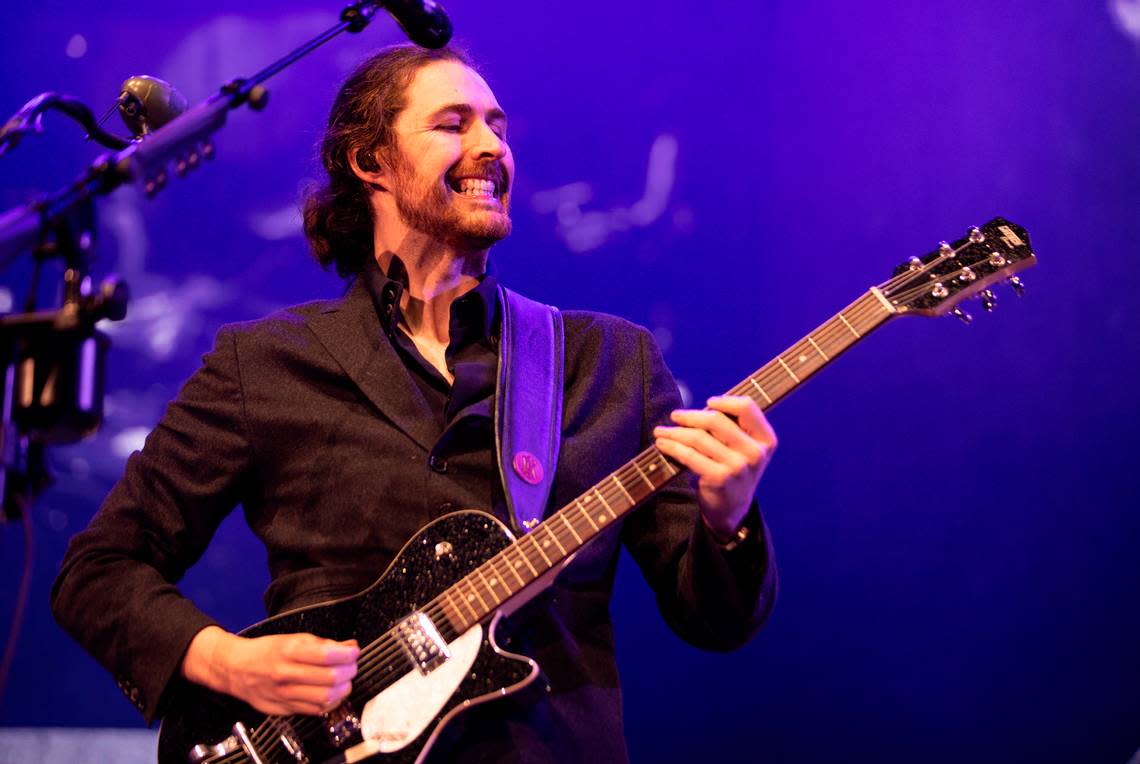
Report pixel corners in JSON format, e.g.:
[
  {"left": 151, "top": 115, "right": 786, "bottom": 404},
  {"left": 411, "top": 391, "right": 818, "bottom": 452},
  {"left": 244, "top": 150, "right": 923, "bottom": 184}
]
[{"left": 469, "top": 121, "right": 506, "bottom": 160}]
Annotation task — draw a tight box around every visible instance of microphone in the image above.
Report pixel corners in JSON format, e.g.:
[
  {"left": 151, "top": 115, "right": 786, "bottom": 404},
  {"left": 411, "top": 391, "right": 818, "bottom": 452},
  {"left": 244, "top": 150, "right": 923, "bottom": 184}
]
[
  {"left": 380, "top": 0, "right": 453, "bottom": 49},
  {"left": 117, "top": 76, "right": 188, "bottom": 137}
]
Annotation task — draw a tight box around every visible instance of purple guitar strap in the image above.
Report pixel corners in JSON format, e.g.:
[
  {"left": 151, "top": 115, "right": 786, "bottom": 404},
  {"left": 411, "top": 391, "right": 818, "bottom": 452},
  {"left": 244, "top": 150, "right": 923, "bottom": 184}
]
[{"left": 495, "top": 286, "right": 564, "bottom": 535}]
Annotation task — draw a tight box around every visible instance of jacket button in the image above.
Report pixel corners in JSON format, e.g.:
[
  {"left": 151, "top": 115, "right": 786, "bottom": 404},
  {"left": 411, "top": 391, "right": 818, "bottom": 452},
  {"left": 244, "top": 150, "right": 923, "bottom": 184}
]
[{"left": 429, "top": 455, "right": 448, "bottom": 473}]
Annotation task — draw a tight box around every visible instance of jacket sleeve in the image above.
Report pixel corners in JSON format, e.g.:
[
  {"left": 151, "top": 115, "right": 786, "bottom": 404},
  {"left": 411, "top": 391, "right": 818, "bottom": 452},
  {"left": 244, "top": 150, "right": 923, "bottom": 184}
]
[
  {"left": 50, "top": 325, "right": 253, "bottom": 724},
  {"left": 620, "top": 327, "right": 777, "bottom": 652}
]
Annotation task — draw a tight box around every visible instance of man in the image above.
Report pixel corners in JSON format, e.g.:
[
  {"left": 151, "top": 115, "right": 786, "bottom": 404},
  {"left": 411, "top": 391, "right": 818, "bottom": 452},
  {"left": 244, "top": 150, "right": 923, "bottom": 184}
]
[{"left": 52, "top": 45, "right": 778, "bottom": 762}]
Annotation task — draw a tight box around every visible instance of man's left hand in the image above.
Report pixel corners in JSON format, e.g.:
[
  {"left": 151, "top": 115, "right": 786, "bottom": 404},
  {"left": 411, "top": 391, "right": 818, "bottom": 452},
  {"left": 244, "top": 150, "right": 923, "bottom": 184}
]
[{"left": 654, "top": 395, "right": 777, "bottom": 542}]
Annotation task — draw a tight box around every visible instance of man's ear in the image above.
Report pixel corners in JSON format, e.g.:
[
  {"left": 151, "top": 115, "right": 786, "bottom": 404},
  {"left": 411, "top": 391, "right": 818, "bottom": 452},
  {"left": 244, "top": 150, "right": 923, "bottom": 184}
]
[{"left": 348, "top": 147, "right": 387, "bottom": 191}]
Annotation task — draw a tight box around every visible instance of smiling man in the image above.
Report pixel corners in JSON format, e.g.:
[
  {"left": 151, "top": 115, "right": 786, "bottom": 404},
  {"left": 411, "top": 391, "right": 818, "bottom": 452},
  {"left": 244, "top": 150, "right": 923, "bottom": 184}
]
[{"left": 52, "top": 45, "right": 779, "bottom": 763}]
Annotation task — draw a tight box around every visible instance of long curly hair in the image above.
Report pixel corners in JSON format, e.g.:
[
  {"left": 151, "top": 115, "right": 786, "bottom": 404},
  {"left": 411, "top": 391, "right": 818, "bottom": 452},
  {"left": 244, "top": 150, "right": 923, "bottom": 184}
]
[{"left": 302, "top": 44, "right": 473, "bottom": 278}]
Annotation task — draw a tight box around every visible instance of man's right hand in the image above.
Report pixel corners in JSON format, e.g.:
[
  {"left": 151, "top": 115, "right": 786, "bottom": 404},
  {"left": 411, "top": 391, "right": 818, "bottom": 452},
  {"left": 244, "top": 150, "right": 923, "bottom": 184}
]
[{"left": 182, "top": 625, "right": 359, "bottom": 716}]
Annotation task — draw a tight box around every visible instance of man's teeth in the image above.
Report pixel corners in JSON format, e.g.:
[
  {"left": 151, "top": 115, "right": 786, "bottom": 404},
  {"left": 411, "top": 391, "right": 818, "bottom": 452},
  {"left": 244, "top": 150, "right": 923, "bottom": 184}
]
[{"left": 456, "top": 178, "right": 497, "bottom": 197}]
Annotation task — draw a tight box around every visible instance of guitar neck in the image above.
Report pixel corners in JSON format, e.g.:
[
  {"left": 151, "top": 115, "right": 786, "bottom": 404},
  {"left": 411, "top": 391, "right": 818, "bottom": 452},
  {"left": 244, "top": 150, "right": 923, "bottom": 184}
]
[
  {"left": 729, "top": 287, "right": 897, "bottom": 412},
  {"left": 432, "top": 289, "right": 897, "bottom": 634}
]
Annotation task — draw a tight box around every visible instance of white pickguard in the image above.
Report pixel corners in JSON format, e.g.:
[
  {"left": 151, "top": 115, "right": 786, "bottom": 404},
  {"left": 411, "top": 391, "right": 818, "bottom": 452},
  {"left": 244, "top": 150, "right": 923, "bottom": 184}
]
[{"left": 359, "top": 624, "right": 483, "bottom": 753}]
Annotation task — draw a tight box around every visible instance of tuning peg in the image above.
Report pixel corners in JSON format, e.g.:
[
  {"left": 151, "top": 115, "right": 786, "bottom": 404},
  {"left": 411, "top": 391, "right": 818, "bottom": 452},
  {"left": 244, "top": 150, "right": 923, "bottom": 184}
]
[
  {"left": 968, "top": 226, "right": 985, "bottom": 243},
  {"left": 951, "top": 306, "right": 973, "bottom": 325},
  {"left": 980, "top": 289, "right": 997, "bottom": 312},
  {"left": 1007, "top": 275, "right": 1025, "bottom": 297}
]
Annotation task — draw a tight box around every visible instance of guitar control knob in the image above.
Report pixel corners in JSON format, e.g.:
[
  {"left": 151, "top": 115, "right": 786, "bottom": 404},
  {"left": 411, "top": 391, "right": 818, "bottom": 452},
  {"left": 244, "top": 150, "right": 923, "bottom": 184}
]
[
  {"left": 951, "top": 306, "right": 973, "bottom": 325},
  {"left": 980, "top": 289, "right": 997, "bottom": 312},
  {"left": 1007, "top": 275, "right": 1025, "bottom": 297}
]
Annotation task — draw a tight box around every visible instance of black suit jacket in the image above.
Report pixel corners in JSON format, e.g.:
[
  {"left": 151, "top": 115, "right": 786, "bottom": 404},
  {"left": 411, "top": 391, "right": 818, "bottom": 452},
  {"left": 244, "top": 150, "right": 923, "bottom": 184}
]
[{"left": 51, "top": 276, "right": 777, "bottom": 762}]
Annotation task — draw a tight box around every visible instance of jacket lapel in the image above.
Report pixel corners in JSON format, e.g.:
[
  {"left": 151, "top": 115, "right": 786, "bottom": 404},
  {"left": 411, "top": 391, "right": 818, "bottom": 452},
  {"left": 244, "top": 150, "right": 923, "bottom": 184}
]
[{"left": 306, "top": 278, "right": 438, "bottom": 452}]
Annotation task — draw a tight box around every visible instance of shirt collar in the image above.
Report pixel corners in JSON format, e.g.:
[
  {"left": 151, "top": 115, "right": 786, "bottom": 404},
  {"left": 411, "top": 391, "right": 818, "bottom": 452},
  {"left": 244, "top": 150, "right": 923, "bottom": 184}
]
[{"left": 360, "top": 254, "right": 499, "bottom": 345}]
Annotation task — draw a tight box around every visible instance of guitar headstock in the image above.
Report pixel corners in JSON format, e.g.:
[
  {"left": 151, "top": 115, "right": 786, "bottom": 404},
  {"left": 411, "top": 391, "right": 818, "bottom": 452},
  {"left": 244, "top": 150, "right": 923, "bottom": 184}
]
[{"left": 881, "top": 217, "right": 1037, "bottom": 320}]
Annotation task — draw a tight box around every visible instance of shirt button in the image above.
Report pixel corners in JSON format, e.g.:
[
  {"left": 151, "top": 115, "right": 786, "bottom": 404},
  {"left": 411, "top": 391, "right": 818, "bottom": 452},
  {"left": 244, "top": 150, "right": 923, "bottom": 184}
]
[{"left": 429, "top": 455, "right": 448, "bottom": 473}]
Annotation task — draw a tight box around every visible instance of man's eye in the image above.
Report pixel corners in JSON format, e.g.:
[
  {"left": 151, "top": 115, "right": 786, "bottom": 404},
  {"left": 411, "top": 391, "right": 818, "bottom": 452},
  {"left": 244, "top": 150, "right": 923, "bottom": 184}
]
[{"left": 438, "top": 124, "right": 462, "bottom": 132}]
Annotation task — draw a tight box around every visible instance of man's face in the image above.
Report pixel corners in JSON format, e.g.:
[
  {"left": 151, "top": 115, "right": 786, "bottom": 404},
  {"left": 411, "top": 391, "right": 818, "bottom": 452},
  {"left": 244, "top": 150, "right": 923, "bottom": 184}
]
[{"left": 381, "top": 60, "right": 514, "bottom": 248}]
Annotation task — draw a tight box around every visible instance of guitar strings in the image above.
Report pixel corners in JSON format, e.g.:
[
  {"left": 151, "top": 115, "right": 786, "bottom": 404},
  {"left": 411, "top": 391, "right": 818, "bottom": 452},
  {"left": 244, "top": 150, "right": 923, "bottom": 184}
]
[{"left": 237, "top": 255, "right": 963, "bottom": 757}]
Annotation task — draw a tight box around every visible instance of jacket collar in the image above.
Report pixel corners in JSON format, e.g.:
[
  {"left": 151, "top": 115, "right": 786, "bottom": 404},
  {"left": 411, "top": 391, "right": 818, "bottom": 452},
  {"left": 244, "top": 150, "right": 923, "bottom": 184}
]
[{"left": 305, "top": 275, "right": 440, "bottom": 452}]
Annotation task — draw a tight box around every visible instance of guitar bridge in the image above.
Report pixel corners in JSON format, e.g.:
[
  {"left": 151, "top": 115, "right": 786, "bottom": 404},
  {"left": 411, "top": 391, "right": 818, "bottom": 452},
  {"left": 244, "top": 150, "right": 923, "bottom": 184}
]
[
  {"left": 324, "top": 702, "right": 362, "bottom": 748},
  {"left": 395, "top": 612, "right": 451, "bottom": 674}
]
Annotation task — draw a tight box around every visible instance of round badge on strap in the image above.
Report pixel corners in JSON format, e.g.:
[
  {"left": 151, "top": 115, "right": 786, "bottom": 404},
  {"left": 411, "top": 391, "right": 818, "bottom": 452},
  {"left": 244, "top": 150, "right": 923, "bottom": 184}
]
[{"left": 512, "top": 451, "right": 544, "bottom": 485}]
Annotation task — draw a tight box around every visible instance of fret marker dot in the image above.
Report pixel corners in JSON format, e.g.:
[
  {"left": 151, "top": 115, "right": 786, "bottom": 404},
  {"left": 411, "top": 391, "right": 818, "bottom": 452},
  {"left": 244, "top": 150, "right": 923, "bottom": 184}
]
[
  {"left": 543, "top": 540, "right": 551, "bottom": 548},
  {"left": 490, "top": 578, "right": 498, "bottom": 586},
  {"left": 515, "top": 561, "right": 523, "bottom": 568},
  {"left": 597, "top": 514, "right": 607, "bottom": 523},
  {"left": 467, "top": 594, "right": 475, "bottom": 602},
  {"left": 798, "top": 354, "right": 807, "bottom": 363}
]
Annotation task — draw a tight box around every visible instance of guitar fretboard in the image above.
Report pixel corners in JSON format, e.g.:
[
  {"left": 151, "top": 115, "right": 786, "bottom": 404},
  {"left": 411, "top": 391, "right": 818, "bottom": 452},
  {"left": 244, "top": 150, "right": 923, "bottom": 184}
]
[{"left": 433, "top": 289, "right": 896, "bottom": 634}]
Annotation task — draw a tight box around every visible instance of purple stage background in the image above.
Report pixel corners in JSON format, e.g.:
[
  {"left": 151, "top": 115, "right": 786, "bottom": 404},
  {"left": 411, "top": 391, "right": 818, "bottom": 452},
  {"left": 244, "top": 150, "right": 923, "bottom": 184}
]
[{"left": 2, "top": 1, "right": 1140, "bottom": 761}]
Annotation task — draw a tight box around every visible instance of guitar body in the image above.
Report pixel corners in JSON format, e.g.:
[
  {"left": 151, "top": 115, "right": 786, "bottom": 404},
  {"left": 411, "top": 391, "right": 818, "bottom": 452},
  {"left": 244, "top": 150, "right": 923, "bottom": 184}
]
[{"left": 158, "top": 511, "right": 540, "bottom": 764}]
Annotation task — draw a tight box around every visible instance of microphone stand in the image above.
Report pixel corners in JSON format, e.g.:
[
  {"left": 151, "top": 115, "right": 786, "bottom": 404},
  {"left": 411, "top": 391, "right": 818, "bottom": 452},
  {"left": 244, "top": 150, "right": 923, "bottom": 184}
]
[
  {"left": 0, "top": 0, "right": 437, "bottom": 520},
  {"left": 0, "top": 0, "right": 399, "bottom": 268}
]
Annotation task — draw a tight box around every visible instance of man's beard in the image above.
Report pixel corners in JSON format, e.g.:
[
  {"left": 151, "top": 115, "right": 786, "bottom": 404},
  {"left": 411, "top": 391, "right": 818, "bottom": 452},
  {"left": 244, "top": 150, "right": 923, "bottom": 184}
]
[{"left": 386, "top": 149, "right": 512, "bottom": 249}]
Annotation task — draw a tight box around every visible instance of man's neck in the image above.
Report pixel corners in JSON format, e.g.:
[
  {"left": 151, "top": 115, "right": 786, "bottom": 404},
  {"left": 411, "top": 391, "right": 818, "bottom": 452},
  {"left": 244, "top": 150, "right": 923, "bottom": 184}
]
[{"left": 375, "top": 236, "right": 489, "bottom": 345}]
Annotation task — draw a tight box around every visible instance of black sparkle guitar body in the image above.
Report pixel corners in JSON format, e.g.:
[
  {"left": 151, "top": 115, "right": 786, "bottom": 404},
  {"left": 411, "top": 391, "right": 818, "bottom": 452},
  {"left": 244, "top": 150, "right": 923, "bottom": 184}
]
[{"left": 158, "top": 511, "right": 538, "bottom": 764}]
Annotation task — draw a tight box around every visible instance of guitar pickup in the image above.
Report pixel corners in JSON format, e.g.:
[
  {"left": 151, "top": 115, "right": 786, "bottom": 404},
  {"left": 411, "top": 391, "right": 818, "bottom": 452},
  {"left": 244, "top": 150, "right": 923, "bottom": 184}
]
[{"left": 395, "top": 612, "right": 451, "bottom": 675}]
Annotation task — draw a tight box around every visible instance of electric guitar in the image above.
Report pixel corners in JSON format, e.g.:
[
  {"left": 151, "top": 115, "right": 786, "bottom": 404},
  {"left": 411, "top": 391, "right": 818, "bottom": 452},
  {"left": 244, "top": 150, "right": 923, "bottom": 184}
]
[{"left": 158, "top": 217, "right": 1037, "bottom": 764}]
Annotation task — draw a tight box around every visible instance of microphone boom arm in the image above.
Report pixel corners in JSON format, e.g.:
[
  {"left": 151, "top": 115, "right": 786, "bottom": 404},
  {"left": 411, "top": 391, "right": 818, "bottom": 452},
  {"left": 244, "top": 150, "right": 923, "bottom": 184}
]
[{"left": 0, "top": 0, "right": 444, "bottom": 270}]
